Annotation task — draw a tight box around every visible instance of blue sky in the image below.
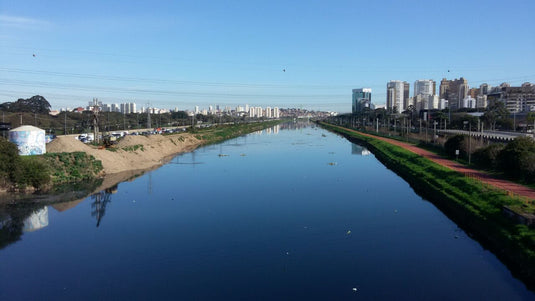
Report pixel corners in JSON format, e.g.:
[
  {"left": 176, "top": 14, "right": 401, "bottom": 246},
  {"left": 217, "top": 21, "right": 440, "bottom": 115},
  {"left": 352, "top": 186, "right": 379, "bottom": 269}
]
[{"left": 1, "top": 0, "right": 534, "bottom": 113}]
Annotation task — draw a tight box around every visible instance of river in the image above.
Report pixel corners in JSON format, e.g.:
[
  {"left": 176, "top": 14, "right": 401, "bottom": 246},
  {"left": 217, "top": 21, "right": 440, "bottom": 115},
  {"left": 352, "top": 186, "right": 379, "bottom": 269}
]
[{"left": 0, "top": 122, "right": 533, "bottom": 300}]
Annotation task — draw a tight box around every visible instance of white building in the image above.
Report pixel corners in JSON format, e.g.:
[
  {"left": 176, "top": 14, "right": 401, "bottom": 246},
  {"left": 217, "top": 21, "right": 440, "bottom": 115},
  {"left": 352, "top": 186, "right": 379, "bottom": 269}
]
[
  {"left": 462, "top": 96, "right": 476, "bottom": 109},
  {"left": 414, "top": 80, "right": 435, "bottom": 97},
  {"left": 273, "top": 107, "right": 280, "bottom": 118},
  {"left": 476, "top": 95, "right": 487, "bottom": 108},
  {"left": 265, "top": 106, "right": 272, "bottom": 118},
  {"left": 386, "top": 80, "right": 409, "bottom": 112}
]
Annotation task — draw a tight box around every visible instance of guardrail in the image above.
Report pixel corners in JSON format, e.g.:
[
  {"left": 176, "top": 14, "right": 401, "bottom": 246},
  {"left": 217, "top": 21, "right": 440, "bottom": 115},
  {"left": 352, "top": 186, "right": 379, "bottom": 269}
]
[{"left": 438, "top": 129, "right": 533, "bottom": 141}]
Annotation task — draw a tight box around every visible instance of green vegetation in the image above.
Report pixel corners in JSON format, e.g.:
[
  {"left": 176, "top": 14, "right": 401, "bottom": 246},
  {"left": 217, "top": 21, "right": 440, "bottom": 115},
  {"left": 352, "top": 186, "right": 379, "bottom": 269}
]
[
  {"left": 0, "top": 137, "right": 102, "bottom": 192},
  {"left": 444, "top": 135, "right": 535, "bottom": 184},
  {"left": 320, "top": 122, "right": 535, "bottom": 286},
  {"left": 121, "top": 144, "right": 144, "bottom": 152},
  {"left": 0, "top": 95, "right": 51, "bottom": 114},
  {"left": 42, "top": 152, "right": 103, "bottom": 185},
  {"left": 192, "top": 120, "right": 284, "bottom": 146}
]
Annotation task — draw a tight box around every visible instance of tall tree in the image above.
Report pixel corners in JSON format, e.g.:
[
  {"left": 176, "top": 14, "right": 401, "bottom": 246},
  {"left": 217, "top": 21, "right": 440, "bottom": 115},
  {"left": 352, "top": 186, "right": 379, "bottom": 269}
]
[{"left": 483, "top": 100, "right": 509, "bottom": 131}]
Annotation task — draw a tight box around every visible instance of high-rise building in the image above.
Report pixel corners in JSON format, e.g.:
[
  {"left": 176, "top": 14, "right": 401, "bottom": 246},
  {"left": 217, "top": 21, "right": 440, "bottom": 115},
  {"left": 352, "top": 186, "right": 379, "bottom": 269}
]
[
  {"left": 273, "top": 107, "right": 280, "bottom": 118},
  {"left": 265, "top": 107, "right": 272, "bottom": 118},
  {"left": 487, "top": 82, "right": 535, "bottom": 113},
  {"left": 414, "top": 80, "right": 436, "bottom": 97},
  {"left": 403, "top": 82, "right": 410, "bottom": 109},
  {"left": 386, "top": 81, "right": 408, "bottom": 113},
  {"left": 352, "top": 88, "right": 372, "bottom": 114},
  {"left": 439, "top": 77, "right": 469, "bottom": 109},
  {"left": 479, "top": 83, "right": 491, "bottom": 95}
]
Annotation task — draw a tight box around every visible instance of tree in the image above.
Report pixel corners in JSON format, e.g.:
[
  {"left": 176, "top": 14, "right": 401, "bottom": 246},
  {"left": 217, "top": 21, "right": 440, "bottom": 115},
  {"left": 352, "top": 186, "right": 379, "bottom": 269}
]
[
  {"left": 403, "top": 105, "right": 417, "bottom": 124},
  {"left": 527, "top": 112, "right": 535, "bottom": 131},
  {"left": 444, "top": 135, "right": 467, "bottom": 158},
  {"left": 483, "top": 100, "right": 509, "bottom": 131},
  {"left": 0, "top": 138, "right": 20, "bottom": 185},
  {"left": 0, "top": 95, "right": 51, "bottom": 114}
]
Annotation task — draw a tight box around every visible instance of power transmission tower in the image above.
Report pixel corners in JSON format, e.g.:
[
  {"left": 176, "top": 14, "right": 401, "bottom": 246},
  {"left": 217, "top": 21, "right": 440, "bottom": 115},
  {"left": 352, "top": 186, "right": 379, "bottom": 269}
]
[{"left": 92, "top": 98, "right": 100, "bottom": 144}]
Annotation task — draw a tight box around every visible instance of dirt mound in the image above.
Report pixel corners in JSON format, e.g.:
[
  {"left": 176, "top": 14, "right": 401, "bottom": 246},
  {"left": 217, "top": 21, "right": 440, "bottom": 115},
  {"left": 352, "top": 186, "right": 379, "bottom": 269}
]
[
  {"left": 115, "top": 135, "right": 150, "bottom": 148},
  {"left": 46, "top": 136, "right": 93, "bottom": 153},
  {"left": 45, "top": 133, "right": 201, "bottom": 175}
]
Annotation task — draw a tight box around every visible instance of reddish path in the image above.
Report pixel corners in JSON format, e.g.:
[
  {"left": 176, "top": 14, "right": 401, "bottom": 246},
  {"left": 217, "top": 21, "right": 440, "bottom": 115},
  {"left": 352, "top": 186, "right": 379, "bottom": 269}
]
[{"left": 341, "top": 127, "right": 535, "bottom": 200}]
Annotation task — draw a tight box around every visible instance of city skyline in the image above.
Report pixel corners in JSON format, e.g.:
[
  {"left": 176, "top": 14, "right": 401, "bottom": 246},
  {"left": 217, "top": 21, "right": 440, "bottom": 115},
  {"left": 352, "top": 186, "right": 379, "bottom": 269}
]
[{"left": 1, "top": 1, "right": 534, "bottom": 113}]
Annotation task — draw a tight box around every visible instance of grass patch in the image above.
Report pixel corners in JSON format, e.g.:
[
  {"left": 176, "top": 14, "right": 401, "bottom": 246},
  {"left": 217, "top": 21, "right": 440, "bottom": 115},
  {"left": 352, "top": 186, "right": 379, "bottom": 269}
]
[{"left": 122, "top": 144, "right": 144, "bottom": 152}]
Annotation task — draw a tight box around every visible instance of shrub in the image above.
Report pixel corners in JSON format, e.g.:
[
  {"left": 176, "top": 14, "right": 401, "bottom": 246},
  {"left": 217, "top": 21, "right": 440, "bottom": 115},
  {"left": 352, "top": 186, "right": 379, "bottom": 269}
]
[
  {"left": 444, "top": 135, "right": 466, "bottom": 158},
  {"left": 14, "top": 156, "right": 50, "bottom": 190},
  {"left": 498, "top": 137, "right": 535, "bottom": 183},
  {"left": 472, "top": 143, "right": 505, "bottom": 169}
]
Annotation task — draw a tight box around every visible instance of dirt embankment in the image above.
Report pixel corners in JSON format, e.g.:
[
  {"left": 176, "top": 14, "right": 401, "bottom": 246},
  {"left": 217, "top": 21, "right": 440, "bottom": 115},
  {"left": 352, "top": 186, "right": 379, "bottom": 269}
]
[{"left": 46, "top": 133, "right": 201, "bottom": 175}]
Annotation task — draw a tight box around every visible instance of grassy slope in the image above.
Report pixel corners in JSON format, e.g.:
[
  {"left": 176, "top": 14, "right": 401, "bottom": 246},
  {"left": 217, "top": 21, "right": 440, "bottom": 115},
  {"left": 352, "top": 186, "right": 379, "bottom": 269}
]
[{"left": 320, "top": 122, "right": 535, "bottom": 287}]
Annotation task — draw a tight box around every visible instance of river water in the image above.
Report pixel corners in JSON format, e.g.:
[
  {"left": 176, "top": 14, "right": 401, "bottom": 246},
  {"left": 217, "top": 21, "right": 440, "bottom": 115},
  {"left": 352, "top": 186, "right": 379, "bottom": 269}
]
[{"left": 0, "top": 122, "right": 533, "bottom": 300}]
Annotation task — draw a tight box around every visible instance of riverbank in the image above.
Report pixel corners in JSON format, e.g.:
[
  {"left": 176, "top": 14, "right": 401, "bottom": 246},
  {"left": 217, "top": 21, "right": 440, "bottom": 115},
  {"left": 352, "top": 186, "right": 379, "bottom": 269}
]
[
  {"left": 319, "top": 122, "right": 535, "bottom": 289},
  {"left": 47, "top": 121, "right": 282, "bottom": 176}
]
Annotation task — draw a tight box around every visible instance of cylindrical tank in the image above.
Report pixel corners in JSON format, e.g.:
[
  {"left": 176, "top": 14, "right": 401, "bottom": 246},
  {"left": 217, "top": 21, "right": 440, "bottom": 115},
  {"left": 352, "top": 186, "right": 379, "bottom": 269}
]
[{"left": 8, "top": 125, "right": 46, "bottom": 155}]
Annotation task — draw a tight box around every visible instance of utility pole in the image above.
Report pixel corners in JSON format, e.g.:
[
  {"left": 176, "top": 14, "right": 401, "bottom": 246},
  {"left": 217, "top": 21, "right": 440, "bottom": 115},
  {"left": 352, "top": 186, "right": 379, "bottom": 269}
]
[
  {"left": 64, "top": 112, "right": 67, "bottom": 135},
  {"left": 146, "top": 102, "right": 151, "bottom": 129}
]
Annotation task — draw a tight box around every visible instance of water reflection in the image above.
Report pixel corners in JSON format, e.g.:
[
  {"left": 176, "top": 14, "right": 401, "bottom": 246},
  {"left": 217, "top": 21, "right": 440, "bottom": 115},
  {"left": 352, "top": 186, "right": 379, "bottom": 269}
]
[
  {"left": 22, "top": 207, "right": 49, "bottom": 232},
  {"left": 0, "top": 205, "right": 44, "bottom": 249},
  {"left": 351, "top": 143, "right": 371, "bottom": 156},
  {"left": 90, "top": 186, "right": 117, "bottom": 227}
]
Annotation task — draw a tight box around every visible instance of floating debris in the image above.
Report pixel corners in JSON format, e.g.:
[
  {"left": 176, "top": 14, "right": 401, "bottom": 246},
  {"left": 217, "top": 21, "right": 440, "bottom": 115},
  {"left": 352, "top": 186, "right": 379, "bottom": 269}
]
[
  {"left": 321, "top": 134, "right": 326, "bottom": 137},
  {"left": 352, "top": 288, "right": 358, "bottom": 292},
  {"left": 328, "top": 162, "right": 337, "bottom": 166},
  {"left": 346, "top": 230, "right": 351, "bottom": 235},
  {"left": 454, "top": 235, "right": 459, "bottom": 239},
  {"left": 218, "top": 154, "right": 229, "bottom": 157},
  {"left": 394, "top": 209, "right": 398, "bottom": 213},
  {"left": 240, "top": 153, "right": 246, "bottom": 156},
  {"left": 328, "top": 152, "right": 335, "bottom": 154}
]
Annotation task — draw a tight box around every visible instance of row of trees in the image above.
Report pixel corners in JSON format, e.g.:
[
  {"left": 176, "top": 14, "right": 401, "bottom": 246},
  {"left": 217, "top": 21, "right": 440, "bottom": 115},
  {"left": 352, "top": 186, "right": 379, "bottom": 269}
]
[{"left": 346, "top": 99, "right": 516, "bottom": 132}]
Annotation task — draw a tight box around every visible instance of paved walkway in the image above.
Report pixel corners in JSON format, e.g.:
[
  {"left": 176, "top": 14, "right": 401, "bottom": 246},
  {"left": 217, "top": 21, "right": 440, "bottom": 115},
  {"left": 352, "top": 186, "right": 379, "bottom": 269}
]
[{"left": 340, "top": 126, "right": 535, "bottom": 201}]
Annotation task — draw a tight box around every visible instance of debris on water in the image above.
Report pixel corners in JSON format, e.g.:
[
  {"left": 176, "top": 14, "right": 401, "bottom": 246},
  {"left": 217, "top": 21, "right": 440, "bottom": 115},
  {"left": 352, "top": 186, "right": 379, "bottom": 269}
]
[
  {"left": 322, "top": 134, "right": 326, "bottom": 137},
  {"left": 394, "top": 209, "right": 398, "bottom": 213},
  {"left": 346, "top": 230, "right": 351, "bottom": 235},
  {"left": 133, "top": 200, "right": 136, "bottom": 203},
  {"left": 328, "top": 162, "right": 337, "bottom": 166},
  {"left": 218, "top": 154, "right": 229, "bottom": 157},
  {"left": 240, "top": 153, "right": 246, "bottom": 156},
  {"left": 286, "top": 251, "right": 290, "bottom": 255},
  {"left": 328, "top": 152, "right": 335, "bottom": 154},
  {"left": 454, "top": 235, "right": 459, "bottom": 239},
  {"left": 352, "top": 287, "right": 358, "bottom": 292}
]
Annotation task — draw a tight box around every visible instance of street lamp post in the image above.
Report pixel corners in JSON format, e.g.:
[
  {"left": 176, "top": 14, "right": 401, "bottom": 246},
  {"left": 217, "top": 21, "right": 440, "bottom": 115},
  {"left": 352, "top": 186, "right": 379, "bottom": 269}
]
[{"left": 464, "top": 120, "right": 471, "bottom": 165}]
